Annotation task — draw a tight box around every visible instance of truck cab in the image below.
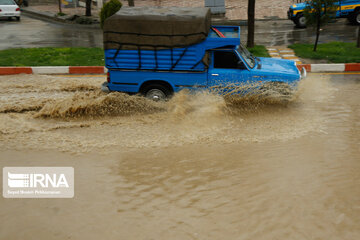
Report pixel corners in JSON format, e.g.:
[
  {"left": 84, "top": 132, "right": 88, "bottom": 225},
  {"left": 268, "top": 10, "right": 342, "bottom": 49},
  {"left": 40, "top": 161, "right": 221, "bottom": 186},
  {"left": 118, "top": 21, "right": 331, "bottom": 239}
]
[
  {"left": 288, "top": 0, "right": 360, "bottom": 27},
  {"left": 209, "top": 44, "right": 302, "bottom": 88}
]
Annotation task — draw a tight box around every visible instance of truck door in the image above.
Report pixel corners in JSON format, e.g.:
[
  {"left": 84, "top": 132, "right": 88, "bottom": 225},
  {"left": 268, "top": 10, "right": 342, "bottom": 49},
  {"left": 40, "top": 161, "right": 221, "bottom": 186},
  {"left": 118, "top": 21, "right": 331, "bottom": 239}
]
[{"left": 208, "top": 50, "right": 252, "bottom": 88}]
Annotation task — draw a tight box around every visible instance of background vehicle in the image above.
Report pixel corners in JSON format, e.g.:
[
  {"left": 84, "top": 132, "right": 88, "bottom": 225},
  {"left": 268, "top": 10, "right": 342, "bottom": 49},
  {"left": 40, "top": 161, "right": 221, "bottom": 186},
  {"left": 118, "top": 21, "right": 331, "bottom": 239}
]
[
  {"left": 102, "top": 7, "right": 305, "bottom": 101},
  {"left": 288, "top": 0, "right": 360, "bottom": 27},
  {"left": 0, "top": 0, "right": 20, "bottom": 21}
]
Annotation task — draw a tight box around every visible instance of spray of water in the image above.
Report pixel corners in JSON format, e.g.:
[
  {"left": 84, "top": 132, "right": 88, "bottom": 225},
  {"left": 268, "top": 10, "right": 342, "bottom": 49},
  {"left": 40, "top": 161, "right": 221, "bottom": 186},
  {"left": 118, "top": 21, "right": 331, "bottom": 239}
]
[
  {"left": 0, "top": 74, "right": 334, "bottom": 152},
  {"left": 35, "top": 91, "right": 166, "bottom": 119},
  {"left": 33, "top": 81, "right": 296, "bottom": 119}
]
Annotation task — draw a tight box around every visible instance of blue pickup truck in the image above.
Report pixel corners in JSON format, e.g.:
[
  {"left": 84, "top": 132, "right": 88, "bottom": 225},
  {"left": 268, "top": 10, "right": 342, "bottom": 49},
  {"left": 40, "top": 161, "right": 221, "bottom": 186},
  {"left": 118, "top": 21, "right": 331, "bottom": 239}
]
[
  {"left": 102, "top": 7, "right": 305, "bottom": 100},
  {"left": 288, "top": 0, "right": 360, "bottom": 28}
]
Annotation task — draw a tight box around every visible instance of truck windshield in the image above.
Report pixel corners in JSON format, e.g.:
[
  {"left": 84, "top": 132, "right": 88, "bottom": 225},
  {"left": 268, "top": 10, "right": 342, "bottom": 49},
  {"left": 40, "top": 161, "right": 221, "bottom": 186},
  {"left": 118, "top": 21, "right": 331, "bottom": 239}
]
[{"left": 236, "top": 44, "right": 256, "bottom": 69}]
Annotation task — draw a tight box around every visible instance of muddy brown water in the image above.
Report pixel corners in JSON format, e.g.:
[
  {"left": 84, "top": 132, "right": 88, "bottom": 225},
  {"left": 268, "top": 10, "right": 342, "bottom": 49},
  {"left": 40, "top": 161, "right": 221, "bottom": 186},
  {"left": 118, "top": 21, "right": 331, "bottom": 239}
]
[{"left": 0, "top": 74, "right": 359, "bottom": 240}]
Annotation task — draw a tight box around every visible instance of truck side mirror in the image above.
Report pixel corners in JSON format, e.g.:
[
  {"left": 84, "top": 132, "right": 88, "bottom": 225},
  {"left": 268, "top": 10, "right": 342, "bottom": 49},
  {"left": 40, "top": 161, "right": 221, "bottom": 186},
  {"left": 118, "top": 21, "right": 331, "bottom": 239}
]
[{"left": 237, "top": 61, "right": 246, "bottom": 69}]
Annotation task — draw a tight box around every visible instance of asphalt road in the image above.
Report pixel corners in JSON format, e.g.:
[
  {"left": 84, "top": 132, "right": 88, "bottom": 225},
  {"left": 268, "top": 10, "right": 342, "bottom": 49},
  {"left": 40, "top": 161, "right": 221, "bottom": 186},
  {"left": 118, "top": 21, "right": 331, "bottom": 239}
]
[
  {"left": 250, "top": 18, "right": 359, "bottom": 46},
  {"left": 0, "top": 15, "right": 359, "bottom": 50},
  {"left": 0, "top": 15, "right": 102, "bottom": 50}
]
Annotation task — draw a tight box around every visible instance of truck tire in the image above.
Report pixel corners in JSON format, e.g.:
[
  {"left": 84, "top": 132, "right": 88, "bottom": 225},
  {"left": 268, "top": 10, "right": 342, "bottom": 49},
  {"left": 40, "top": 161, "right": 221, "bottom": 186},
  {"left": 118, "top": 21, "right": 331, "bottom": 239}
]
[
  {"left": 352, "top": 10, "right": 360, "bottom": 25},
  {"left": 141, "top": 83, "right": 172, "bottom": 101},
  {"left": 295, "top": 14, "right": 306, "bottom": 28}
]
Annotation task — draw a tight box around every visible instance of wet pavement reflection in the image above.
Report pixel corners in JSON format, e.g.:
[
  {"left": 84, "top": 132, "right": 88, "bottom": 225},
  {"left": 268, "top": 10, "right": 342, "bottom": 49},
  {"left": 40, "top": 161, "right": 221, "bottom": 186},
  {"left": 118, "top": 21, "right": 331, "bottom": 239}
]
[
  {"left": 0, "top": 16, "right": 358, "bottom": 50},
  {"left": 0, "top": 15, "right": 102, "bottom": 50}
]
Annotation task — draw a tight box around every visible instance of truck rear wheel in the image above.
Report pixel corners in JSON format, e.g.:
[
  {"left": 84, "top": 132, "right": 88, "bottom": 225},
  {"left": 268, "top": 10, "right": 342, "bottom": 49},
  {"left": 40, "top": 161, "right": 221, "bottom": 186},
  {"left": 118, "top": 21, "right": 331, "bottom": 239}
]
[
  {"left": 141, "top": 83, "right": 172, "bottom": 101},
  {"left": 295, "top": 14, "right": 306, "bottom": 28}
]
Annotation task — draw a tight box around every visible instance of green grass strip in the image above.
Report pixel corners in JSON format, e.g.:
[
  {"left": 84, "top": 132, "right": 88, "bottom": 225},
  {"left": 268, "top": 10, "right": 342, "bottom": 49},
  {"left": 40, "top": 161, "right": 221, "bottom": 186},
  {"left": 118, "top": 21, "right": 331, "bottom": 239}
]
[
  {"left": 248, "top": 45, "right": 270, "bottom": 58},
  {"left": 0, "top": 48, "right": 105, "bottom": 66},
  {"left": 289, "top": 42, "right": 360, "bottom": 63}
]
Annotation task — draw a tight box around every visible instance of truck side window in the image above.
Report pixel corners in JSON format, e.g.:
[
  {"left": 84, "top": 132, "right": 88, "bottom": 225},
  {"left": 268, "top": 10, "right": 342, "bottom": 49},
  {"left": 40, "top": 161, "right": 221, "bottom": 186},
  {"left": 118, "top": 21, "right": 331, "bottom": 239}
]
[{"left": 213, "top": 51, "right": 239, "bottom": 69}]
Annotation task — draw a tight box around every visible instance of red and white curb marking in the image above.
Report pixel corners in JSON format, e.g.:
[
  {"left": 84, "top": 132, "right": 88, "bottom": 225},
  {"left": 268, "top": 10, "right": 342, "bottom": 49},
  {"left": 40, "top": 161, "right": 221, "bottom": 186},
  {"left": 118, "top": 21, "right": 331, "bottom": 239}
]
[
  {"left": 0, "top": 66, "right": 107, "bottom": 75},
  {"left": 0, "top": 65, "right": 360, "bottom": 75},
  {"left": 297, "top": 63, "right": 360, "bottom": 72}
]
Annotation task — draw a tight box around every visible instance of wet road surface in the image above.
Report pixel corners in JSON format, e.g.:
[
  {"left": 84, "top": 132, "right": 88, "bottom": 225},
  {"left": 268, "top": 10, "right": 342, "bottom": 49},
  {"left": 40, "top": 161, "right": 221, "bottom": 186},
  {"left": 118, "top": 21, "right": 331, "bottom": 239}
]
[
  {"left": 0, "top": 73, "right": 359, "bottom": 239},
  {"left": 0, "top": 15, "right": 102, "bottom": 50},
  {"left": 250, "top": 19, "right": 360, "bottom": 46},
  {"left": 0, "top": 15, "right": 358, "bottom": 50}
]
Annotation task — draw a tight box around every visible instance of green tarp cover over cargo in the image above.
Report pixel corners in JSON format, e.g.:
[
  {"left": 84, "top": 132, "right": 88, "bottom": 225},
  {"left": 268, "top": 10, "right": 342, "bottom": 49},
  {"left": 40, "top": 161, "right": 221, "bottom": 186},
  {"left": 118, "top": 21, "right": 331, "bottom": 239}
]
[{"left": 103, "top": 7, "right": 211, "bottom": 50}]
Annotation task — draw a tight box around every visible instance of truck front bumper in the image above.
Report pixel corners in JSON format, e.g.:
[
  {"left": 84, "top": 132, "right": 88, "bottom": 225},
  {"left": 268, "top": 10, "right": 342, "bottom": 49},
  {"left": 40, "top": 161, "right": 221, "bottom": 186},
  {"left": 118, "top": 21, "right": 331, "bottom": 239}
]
[
  {"left": 287, "top": 9, "right": 295, "bottom": 20},
  {"left": 300, "top": 67, "right": 307, "bottom": 79}
]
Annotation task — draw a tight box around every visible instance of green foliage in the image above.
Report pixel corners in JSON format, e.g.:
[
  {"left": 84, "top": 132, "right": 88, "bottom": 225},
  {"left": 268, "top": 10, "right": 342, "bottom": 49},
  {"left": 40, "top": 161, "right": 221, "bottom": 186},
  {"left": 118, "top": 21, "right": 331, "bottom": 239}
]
[
  {"left": 303, "top": 0, "right": 338, "bottom": 27},
  {"left": 248, "top": 45, "right": 270, "bottom": 57},
  {"left": 289, "top": 42, "right": 360, "bottom": 63},
  {"left": 100, "top": 0, "right": 122, "bottom": 29},
  {"left": 0, "top": 48, "right": 105, "bottom": 66}
]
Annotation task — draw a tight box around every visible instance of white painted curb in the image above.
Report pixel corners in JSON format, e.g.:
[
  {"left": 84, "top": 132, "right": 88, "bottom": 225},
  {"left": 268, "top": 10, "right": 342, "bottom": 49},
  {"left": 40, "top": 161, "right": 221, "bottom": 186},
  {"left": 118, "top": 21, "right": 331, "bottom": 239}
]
[
  {"left": 32, "top": 66, "right": 70, "bottom": 74},
  {"left": 308, "top": 64, "right": 345, "bottom": 73}
]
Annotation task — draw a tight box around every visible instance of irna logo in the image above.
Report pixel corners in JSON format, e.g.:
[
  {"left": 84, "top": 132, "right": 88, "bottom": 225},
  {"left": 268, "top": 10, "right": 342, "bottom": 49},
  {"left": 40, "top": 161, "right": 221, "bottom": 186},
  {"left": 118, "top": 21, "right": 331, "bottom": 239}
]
[
  {"left": 8, "top": 172, "right": 69, "bottom": 188},
  {"left": 3, "top": 167, "right": 74, "bottom": 198}
]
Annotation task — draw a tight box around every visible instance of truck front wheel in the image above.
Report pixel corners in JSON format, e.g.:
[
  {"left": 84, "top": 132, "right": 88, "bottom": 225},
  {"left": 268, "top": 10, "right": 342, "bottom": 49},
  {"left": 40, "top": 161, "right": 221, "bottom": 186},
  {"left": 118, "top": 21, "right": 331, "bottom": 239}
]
[
  {"left": 295, "top": 14, "right": 306, "bottom": 28},
  {"left": 141, "top": 83, "right": 172, "bottom": 101}
]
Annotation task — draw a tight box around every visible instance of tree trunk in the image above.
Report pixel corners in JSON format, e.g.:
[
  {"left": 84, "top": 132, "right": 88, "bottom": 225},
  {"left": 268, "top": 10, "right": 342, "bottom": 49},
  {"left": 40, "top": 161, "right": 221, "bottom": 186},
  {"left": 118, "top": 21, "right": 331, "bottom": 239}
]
[
  {"left": 247, "top": 0, "right": 255, "bottom": 48},
  {"left": 128, "top": 0, "right": 134, "bottom": 6},
  {"left": 58, "top": 0, "right": 62, "bottom": 14},
  {"left": 86, "top": 0, "right": 91, "bottom": 16},
  {"left": 313, "top": 13, "right": 321, "bottom": 52},
  {"left": 357, "top": 26, "right": 360, "bottom": 48}
]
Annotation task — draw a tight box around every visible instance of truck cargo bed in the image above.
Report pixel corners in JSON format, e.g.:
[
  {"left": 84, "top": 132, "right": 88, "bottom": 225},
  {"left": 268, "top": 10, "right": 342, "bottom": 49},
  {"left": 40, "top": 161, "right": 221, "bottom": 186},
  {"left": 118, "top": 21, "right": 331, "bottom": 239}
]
[{"left": 104, "top": 26, "right": 241, "bottom": 72}]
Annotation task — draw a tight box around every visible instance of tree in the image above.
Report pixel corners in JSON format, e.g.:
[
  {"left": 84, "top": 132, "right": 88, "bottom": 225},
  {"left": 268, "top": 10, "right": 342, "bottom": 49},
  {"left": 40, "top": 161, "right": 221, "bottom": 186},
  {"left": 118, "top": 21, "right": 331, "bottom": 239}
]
[
  {"left": 128, "top": 0, "right": 134, "bottom": 6},
  {"left": 247, "top": 0, "right": 255, "bottom": 48},
  {"left": 303, "top": 0, "right": 337, "bottom": 51},
  {"left": 100, "top": 0, "right": 122, "bottom": 28},
  {"left": 357, "top": 26, "right": 360, "bottom": 48},
  {"left": 86, "top": 0, "right": 92, "bottom": 16},
  {"left": 58, "top": 0, "right": 62, "bottom": 14}
]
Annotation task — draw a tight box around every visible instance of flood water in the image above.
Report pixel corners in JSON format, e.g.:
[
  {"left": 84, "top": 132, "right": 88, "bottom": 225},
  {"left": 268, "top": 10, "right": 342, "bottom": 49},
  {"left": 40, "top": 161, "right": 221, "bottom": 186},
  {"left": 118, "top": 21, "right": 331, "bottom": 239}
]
[{"left": 0, "top": 73, "right": 359, "bottom": 239}]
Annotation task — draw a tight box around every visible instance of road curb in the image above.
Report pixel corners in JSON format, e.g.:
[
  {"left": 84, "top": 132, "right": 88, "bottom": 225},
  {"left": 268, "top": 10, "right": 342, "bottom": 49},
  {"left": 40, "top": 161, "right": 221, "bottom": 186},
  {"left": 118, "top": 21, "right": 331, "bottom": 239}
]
[
  {"left": 0, "top": 66, "right": 106, "bottom": 75},
  {"left": 22, "top": 8, "right": 68, "bottom": 23},
  {"left": 0, "top": 64, "right": 360, "bottom": 75},
  {"left": 21, "top": 8, "right": 101, "bottom": 29},
  {"left": 297, "top": 63, "right": 360, "bottom": 73},
  {"left": 69, "top": 66, "right": 106, "bottom": 74},
  {"left": 0, "top": 67, "right": 33, "bottom": 75}
]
